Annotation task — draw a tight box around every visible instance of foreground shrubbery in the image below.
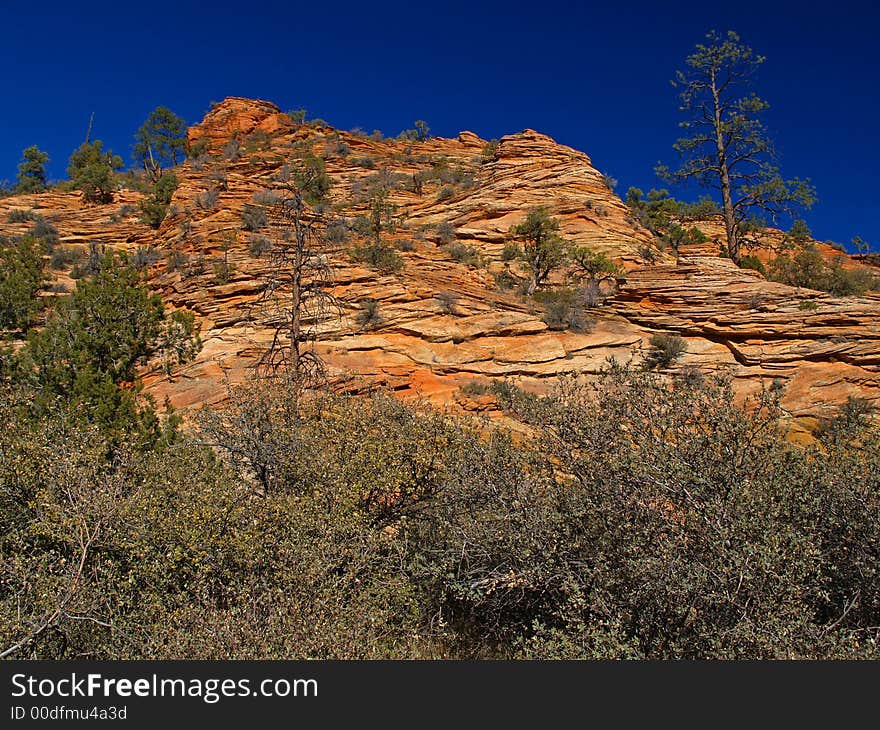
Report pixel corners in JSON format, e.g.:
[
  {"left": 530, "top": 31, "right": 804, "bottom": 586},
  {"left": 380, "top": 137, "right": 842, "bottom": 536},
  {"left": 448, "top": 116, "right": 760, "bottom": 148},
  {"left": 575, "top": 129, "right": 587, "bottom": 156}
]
[{"left": 1, "top": 363, "right": 878, "bottom": 659}]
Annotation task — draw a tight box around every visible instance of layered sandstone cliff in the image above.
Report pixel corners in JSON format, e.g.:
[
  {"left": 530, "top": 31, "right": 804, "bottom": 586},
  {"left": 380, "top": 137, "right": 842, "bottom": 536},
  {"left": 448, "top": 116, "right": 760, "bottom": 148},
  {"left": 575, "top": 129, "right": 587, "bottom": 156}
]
[{"left": 2, "top": 97, "right": 878, "bottom": 433}]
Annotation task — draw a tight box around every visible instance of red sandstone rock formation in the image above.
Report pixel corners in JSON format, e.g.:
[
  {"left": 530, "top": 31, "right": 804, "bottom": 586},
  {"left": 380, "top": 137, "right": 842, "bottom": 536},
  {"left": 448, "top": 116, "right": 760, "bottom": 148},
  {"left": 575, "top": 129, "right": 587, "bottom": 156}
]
[{"left": 2, "top": 97, "right": 877, "bottom": 432}]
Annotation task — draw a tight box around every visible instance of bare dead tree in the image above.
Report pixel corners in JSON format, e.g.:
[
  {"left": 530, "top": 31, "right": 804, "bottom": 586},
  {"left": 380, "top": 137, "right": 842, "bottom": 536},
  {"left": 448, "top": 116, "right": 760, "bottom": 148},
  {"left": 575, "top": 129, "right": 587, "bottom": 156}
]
[
  {"left": 250, "top": 160, "right": 339, "bottom": 384},
  {"left": 84, "top": 112, "right": 94, "bottom": 144}
]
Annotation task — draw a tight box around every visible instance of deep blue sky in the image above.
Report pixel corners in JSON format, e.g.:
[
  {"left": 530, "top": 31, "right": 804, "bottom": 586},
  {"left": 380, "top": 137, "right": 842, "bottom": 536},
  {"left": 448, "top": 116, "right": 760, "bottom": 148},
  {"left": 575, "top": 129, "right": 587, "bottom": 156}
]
[{"left": 2, "top": 0, "right": 877, "bottom": 249}]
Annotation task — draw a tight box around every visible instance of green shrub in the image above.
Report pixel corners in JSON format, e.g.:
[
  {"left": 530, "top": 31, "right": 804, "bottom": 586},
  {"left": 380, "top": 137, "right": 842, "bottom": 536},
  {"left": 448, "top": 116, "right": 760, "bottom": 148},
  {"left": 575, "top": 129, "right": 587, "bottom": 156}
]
[
  {"left": 501, "top": 243, "right": 520, "bottom": 261},
  {"left": 660, "top": 223, "right": 707, "bottom": 251},
  {"left": 570, "top": 246, "right": 622, "bottom": 282},
  {"left": 351, "top": 216, "right": 372, "bottom": 237},
  {"left": 252, "top": 189, "right": 281, "bottom": 207},
  {"left": 204, "top": 170, "right": 227, "bottom": 192},
  {"left": 326, "top": 218, "right": 350, "bottom": 245},
  {"left": 350, "top": 169, "right": 408, "bottom": 201},
  {"left": 223, "top": 140, "right": 241, "bottom": 161},
  {"left": 510, "top": 207, "right": 568, "bottom": 295},
  {"left": 69, "top": 242, "right": 105, "bottom": 279},
  {"left": 445, "top": 242, "right": 483, "bottom": 267},
  {"left": 15, "top": 146, "right": 49, "bottom": 193},
  {"left": 436, "top": 292, "right": 458, "bottom": 315},
  {"left": 769, "top": 245, "right": 877, "bottom": 296},
  {"left": 196, "top": 188, "right": 220, "bottom": 211},
  {"left": 350, "top": 243, "right": 404, "bottom": 273},
  {"left": 7, "top": 209, "right": 38, "bottom": 223},
  {"left": 643, "top": 332, "right": 686, "bottom": 369},
  {"left": 460, "top": 380, "right": 493, "bottom": 396},
  {"left": 436, "top": 221, "right": 456, "bottom": 244},
  {"left": 787, "top": 219, "right": 812, "bottom": 244},
  {"left": 326, "top": 139, "right": 351, "bottom": 157},
  {"left": 186, "top": 137, "right": 209, "bottom": 159},
  {"left": 133, "top": 106, "right": 186, "bottom": 180},
  {"left": 0, "top": 235, "right": 46, "bottom": 332},
  {"left": 29, "top": 218, "right": 59, "bottom": 248},
  {"left": 288, "top": 154, "right": 332, "bottom": 206},
  {"left": 11, "top": 252, "right": 200, "bottom": 438},
  {"left": 494, "top": 270, "right": 518, "bottom": 290},
  {"left": 164, "top": 249, "right": 190, "bottom": 273},
  {"left": 740, "top": 255, "right": 766, "bottom": 274},
  {"left": 355, "top": 298, "right": 383, "bottom": 329},
  {"left": 248, "top": 235, "right": 273, "bottom": 257},
  {"left": 437, "top": 185, "right": 455, "bottom": 201},
  {"left": 244, "top": 130, "right": 272, "bottom": 154},
  {"left": 50, "top": 246, "right": 84, "bottom": 271},
  {"left": 111, "top": 204, "right": 138, "bottom": 222},
  {"left": 638, "top": 244, "right": 661, "bottom": 263},
  {"left": 138, "top": 172, "right": 179, "bottom": 229},
  {"left": 473, "top": 367, "right": 880, "bottom": 658},
  {"left": 240, "top": 204, "right": 268, "bottom": 231},
  {"left": 1, "top": 366, "right": 879, "bottom": 660},
  {"left": 601, "top": 172, "right": 617, "bottom": 190},
  {"left": 129, "top": 245, "right": 160, "bottom": 271},
  {"left": 212, "top": 258, "right": 235, "bottom": 284},
  {"left": 534, "top": 288, "right": 594, "bottom": 333},
  {"left": 481, "top": 139, "right": 500, "bottom": 163}
]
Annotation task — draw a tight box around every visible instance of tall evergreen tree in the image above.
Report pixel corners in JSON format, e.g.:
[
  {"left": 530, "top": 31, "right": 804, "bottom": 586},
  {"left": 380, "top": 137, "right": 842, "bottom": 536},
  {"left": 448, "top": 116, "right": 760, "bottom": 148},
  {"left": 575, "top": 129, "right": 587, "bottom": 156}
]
[
  {"left": 658, "top": 31, "right": 816, "bottom": 264},
  {"left": 15, "top": 146, "right": 49, "bottom": 194},
  {"left": 133, "top": 106, "right": 187, "bottom": 182}
]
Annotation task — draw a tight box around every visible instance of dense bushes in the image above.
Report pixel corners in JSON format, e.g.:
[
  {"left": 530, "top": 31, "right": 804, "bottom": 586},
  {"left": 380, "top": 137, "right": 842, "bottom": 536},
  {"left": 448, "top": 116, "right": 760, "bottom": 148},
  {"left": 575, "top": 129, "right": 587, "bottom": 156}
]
[
  {"left": 768, "top": 245, "right": 877, "bottom": 296},
  {"left": 486, "top": 369, "right": 880, "bottom": 658},
  {"left": 1, "top": 362, "right": 878, "bottom": 659},
  {"left": 625, "top": 187, "right": 716, "bottom": 253},
  {"left": 8, "top": 252, "right": 200, "bottom": 439},
  {"left": 0, "top": 235, "right": 46, "bottom": 332},
  {"left": 350, "top": 242, "right": 404, "bottom": 273}
]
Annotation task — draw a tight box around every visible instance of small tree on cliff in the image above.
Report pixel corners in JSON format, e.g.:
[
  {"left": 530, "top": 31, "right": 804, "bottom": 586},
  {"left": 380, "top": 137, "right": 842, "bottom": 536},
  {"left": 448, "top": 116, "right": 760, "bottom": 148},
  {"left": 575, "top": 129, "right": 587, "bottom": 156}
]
[
  {"left": 510, "top": 207, "right": 568, "bottom": 295},
  {"left": 16, "top": 146, "right": 50, "bottom": 194},
  {"left": 138, "top": 172, "right": 179, "bottom": 229},
  {"left": 133, "top": 107, "right": 187, "bottom": 182},
  {"left": 67, "top": 140, "right": 123, "bottom": 204},
  {"left": 658, "top": 31, "right": 816, "bottom": 265}
]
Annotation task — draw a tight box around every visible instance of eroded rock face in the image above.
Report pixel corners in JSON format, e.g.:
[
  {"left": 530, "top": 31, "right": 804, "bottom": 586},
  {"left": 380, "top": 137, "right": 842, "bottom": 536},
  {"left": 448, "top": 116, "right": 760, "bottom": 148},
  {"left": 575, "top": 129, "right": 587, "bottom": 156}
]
[
  {"left": 2, "top": 96, "right": 878, "bottom": 429},
  {"left": 187, "top": 97, "right": 292, "bottom": 152}
]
